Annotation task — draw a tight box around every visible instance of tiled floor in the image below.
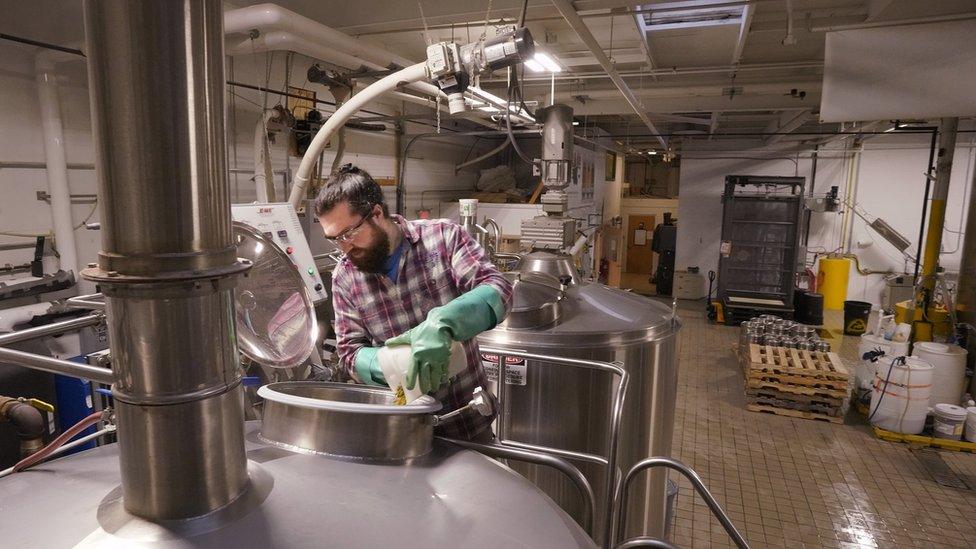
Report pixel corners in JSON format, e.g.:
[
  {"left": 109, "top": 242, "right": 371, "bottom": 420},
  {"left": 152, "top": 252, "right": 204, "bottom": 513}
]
[{"left": 669, "top": 304, "right": 976, "bottom": 548}]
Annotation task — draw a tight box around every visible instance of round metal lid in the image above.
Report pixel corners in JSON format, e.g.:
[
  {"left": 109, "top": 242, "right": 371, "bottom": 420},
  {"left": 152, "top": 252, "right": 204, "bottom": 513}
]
[
  {"left": 234, "top": 221, "right": 318, "bottom": 368},
  {"left": 501, "top": 271, "right": 564, "bottom": 329}
]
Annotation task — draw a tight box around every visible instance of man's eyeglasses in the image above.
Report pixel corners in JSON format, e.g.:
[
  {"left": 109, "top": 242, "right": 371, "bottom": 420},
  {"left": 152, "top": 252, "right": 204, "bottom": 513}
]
[{"left": 324, "top": 212, "right": 370, "bottom": 245}]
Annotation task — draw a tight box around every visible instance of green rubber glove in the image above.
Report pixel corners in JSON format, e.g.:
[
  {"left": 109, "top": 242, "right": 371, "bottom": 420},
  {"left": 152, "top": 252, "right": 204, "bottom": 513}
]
[
  {"left": 353, "top": 346, "right": 386, "bottom": 386},
  {"left": 386, "top": 285, "right": 506, "bottom": 393}
]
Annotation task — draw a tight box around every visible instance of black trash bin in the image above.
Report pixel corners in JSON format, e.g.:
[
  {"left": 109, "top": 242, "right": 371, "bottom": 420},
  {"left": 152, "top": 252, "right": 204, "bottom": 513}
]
[{"left": 843, "top": 300, "right": 872, "bottom": 335}]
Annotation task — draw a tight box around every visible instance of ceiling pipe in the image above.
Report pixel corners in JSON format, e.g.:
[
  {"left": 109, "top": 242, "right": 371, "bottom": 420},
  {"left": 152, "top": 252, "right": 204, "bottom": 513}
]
[
  {"left": 224, "top": 3, "right": 415, "bottom": 69},
  {"left": 731, "top": 3, "right": 755, "bottom": 64},
  {"left": 551, "top": 0, "right": 667, "bottom": 149}
]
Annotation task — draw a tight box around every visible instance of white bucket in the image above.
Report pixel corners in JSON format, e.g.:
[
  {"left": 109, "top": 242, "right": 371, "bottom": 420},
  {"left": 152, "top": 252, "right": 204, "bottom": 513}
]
[
  {"left": 965, "top": 407, "right": 976, "bottom": 443},
  {"left": 855, "top": 334, "right": 910, "bottom": 390},
  {"left": 377, "top": 341, "right": 466, "bottom": 404},
  {"left": 932, "top": 403, "right": 968, "bottom": 440},
  {"left": 912, "top": 342, "right": 967, "bottom": 406},
  {"left": 869, "top": 356, "right": 933, "bottom": 435}
]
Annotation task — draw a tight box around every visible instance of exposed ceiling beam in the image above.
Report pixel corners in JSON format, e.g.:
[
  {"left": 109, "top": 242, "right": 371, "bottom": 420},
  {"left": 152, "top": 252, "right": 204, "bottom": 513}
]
[
  {"left": 569, "top": 95, "right": 818, "bottom": 115},
  {"left": 631, "top": 10, "right": 658, "bottom": 80},
  {"left": 763, "top": 110, "right": 813, "bottom": 145},
  {"left": 731, "top": 3, "right": 755, "bottom": 65},
  {"left": 551, "top": 0, "right": 667, "bottom": 149}
]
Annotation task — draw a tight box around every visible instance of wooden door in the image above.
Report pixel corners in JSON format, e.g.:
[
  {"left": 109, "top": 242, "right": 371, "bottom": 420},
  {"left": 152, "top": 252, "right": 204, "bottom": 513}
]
[{"left": 626, "top": 214, "right": 655, "bottom": 274}]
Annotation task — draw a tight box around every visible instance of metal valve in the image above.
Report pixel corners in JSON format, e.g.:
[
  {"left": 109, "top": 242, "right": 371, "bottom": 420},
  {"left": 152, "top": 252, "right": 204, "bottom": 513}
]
[{"left": 433, "top": 386, "right": 494, "bottom": 425}]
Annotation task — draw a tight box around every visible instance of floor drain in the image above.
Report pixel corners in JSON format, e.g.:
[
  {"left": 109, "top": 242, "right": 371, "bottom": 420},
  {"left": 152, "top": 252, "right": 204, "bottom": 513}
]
[{"left": 911, "top": 448, "right": 971, "bottom": 490}]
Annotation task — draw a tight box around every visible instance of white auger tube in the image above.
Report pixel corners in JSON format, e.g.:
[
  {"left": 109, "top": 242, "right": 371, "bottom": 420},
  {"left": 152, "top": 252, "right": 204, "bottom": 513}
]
[{"left": 288, "top": 62, "right": 429, "bottom": 210}]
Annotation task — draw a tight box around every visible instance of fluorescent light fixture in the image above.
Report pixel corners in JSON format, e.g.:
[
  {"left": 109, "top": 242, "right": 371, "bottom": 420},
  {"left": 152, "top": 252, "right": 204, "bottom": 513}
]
[
  {"left": 534, "top": 52, "right": 562, "bottom": 73},
  {"left": 524, "top": 58, "right": 545, "bottom": 72},
  {"left": 647, "top": 151, "right": 658, "bottom": 155},
  {"left": 572, "top": 121, "right": 580, "bottom": 126}
]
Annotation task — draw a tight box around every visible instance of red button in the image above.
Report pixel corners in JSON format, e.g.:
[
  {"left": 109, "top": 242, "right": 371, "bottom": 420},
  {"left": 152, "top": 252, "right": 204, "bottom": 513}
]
[{"left": 286, "top": 246, "right": 294, "bottom": 254}]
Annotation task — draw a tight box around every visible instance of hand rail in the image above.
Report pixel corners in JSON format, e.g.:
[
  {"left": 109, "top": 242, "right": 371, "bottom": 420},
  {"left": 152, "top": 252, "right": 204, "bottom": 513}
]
[
  {"left": 0, "top": 312, "right": 104, "bottom": 346},
  {"left": 439, "top": 436, "right": 596, "bottom": 538},
  {"left": 479, "top": 345, "right": 628, "bottom": 548},
  {"left": 614, "top": 457, "right": 749, "bottom": 549}
]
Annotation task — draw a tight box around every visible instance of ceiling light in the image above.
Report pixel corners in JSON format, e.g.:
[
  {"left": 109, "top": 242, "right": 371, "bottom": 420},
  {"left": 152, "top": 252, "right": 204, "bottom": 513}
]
[
  {"left": 524, "top": 59, "right": 545, "bottom": 72},
  {"left": 534, "top": 52, "right": 562, "bottom": 73},
  {"left": 647, "top": 151, "right": 658, "bottom": 155},
  {"left": 572, "top": 121, "right": 580, "bottom": 126}
]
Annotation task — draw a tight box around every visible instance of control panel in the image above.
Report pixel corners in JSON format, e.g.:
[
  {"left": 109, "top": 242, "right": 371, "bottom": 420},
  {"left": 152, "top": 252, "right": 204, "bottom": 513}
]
[{"left": 232, "top": 203, "right": 328, "bottom": 304}]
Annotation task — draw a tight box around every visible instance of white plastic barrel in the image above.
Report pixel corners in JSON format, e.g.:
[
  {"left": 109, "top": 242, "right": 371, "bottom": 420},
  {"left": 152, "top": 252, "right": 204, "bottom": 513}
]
[
  {"left": 965, "top": 407, "right": 976, "bottom": 443},
  {"left": 869, "top": 356, "right": 933, "bottom": 434},
  {"left": 912, "top": 342, "right": 967, "bottom": 407},
  {"left": 855, "top": 334, "right": 910, "bottom": 390}
]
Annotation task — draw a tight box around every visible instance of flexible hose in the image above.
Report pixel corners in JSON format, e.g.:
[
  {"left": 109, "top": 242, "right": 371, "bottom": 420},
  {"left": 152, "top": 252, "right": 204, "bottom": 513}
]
[
  {"left": 10, "top": 410, "right": 103, "bottom": 473},
  {"left": 290, "top": 62, "right": 428, "bottom": 209}
]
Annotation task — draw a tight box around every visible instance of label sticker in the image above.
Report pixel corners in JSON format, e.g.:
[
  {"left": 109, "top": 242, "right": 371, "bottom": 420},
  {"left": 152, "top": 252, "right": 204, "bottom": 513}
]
[{"left": 481, "top": 353, "right": 527, "bottom": 386}]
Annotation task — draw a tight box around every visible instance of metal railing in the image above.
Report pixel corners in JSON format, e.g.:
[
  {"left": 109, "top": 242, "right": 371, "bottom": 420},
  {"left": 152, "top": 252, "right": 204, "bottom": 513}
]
[
  {"left": 0, "top": 312, "right": 112, "bottom": 384},
  {"left": 615, "top": 457, "right": 749, "bottom": 549},
  {"left": 440, "top": 437, "right": 596, "bottom": 538},
  {"left": 479, "top": 345, "right": 628, "bottom": 548}
]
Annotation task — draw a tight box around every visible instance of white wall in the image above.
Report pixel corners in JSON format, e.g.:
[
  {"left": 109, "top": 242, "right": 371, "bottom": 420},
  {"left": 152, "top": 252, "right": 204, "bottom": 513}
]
[
  {"left": 0, "top": 43, "right": 100, "bottom": 294},
  {"left": 676, "top": 133, "right": 976, "bottom": 308},
  {"left": 0, "top": 43, "right": 501, "bottom": 296}
]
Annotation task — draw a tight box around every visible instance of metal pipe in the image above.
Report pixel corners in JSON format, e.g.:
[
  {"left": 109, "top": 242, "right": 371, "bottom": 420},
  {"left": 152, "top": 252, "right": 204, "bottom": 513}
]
[
  {"left": 615, "top": 457, "right": 749, "bottom": 549},
  {"left": 0, "top": 313, "right": 103, "bottom": 346},
  {"left": 915, "top": 128, "right": 940, "bottom": 281},
  {"left": 64, "top": 295, "right": 106, "bottom": 310},
  {"left": 616, "top": 538, "right": 680, "bottom": 549},
  {"left": 810, "top": 12, "right": 976, "bottom": 32},
  {"left": 918, "top": 119, "right": 958, "bottom": 295},
  {"left": 550, "top": 0, "right": 667, "bottom": 150},
  {"left": 82, "top": 0, "right": 249, "bottom": 521},
  {"left": 0, "top": 347, "right": 113, "bottom": 385},
  {"left": 441, "top": 437, "right": 596, "bottom": 539}
]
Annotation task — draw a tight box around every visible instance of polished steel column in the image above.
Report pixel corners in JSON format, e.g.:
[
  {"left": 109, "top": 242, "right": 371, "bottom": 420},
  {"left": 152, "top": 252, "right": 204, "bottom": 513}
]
[{"left": 82, "top": 0, "right": 250, "bottom": 520}]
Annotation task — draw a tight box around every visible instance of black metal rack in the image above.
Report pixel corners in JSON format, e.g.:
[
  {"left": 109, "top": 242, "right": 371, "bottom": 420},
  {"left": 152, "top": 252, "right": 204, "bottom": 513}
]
[{"left": 717, "top": 175, "right": 805, "bottom": 324}]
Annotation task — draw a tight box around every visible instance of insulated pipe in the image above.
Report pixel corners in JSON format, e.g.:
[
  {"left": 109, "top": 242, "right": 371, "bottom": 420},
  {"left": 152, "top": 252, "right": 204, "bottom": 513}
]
[
  {"left": 82, "top": 0, "right": 248, "bottom": 521},
  {"left": 35, "top": 51, "right": 80, "bottom": 279},
  {"left": 455, "top": 139, "right": 510, "bottom": 173},
  {"left": 254, "top": 109, "right": 278, "bottom": 202},
  {"left": 289, "top": 62, "right": 428, "bottom": 209},
  {"left": 226, "top": 31, "right": 370, "bottom": 72},
  {"left": 223, "top": 3, "right": 415, "bottom": 69}
]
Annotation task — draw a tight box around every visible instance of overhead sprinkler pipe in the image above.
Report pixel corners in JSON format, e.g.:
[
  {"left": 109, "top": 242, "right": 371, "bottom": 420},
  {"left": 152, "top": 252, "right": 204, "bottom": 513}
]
[{"left": 289, "top": 62, "right": 428, "bottom": 209}]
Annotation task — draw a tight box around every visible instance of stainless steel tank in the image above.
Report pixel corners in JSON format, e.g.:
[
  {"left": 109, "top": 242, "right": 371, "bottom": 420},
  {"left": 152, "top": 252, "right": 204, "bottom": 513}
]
[
  {"left": 0, "top": 422, "right": 595, "bottom": 548},
  {"left": 478, "top": 252, "right": 680, "bottom": 545}
]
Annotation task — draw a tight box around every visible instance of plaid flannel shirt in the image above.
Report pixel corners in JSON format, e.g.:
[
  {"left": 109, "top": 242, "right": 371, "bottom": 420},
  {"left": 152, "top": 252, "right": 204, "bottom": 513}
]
[{"left": 331, "top": 215, "right": 513, "bottom": 440}]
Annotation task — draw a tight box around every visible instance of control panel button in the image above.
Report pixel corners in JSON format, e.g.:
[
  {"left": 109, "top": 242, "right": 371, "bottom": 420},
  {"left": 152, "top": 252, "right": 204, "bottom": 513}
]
[
  {"left": 314, "top": 283, "right": 323, "bottom": 291},
  {"left": 286, "top": 246, "right": 294, "bottom": 254},
  {"left": 277, "top": 229, "right": 288, "bottom": 238},
  {"left": 307, "top": 267, "right": 315, "bottom": 275}
]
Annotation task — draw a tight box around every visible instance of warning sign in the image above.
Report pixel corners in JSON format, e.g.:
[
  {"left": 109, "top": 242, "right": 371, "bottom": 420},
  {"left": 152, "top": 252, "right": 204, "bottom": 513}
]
[{"left": 481, "top": 353, "right": 527, "bottom": 386}]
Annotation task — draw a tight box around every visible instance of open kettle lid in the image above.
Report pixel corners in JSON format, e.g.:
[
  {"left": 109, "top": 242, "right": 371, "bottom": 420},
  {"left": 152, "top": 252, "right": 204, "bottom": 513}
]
[{"left": 233, "top": 221, "right": 318, "bottom": 368}]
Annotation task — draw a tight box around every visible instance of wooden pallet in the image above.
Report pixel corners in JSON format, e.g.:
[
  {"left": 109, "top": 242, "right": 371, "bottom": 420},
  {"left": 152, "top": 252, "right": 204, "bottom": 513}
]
[
  {"left": 745, "top": 371, "right": 850, "bottom": 391},
  {"left": 746, "top": 379, "right": 849, "bottom": 399},
  {"left": 746, "top": 390, "right": 845, "bottom": 410},
  {"left": 747, "top": 403, "right": 844, "bottom": 424},
  {"left": 873, "top": 426, "right": 976, "bottom": 454},
  {"left": 746, "top": 345, "right": 849, "bottom": 382}
]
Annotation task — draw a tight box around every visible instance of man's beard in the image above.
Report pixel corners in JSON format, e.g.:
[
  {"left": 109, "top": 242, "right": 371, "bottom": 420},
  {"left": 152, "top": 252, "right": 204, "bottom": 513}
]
[{"left": 347, "top": 222, "right": 390, "bottom": 274}]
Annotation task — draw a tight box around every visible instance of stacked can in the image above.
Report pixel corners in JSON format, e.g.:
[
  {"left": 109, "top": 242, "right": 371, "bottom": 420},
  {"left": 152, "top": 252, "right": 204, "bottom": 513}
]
[{"left": 739, "top": 315, "right": 828, "bottom": 352}]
